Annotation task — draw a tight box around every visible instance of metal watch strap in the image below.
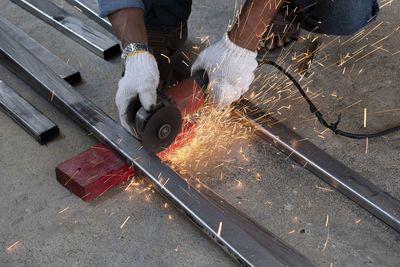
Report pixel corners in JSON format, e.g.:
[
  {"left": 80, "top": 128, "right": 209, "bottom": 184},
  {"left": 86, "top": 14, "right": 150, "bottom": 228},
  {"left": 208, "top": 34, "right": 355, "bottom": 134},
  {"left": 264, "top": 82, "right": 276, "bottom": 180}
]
[{"left": 121, "top": 43, "right": 153, "bottom": 63}]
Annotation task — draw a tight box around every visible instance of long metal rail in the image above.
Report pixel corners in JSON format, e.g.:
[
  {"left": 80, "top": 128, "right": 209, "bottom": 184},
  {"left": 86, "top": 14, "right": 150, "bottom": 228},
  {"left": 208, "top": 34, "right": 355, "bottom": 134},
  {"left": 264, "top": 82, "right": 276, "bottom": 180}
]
[
  {"left": 11, "top": 0, "right": 120, "bottom": 59},
  {"left": 0, "top": 22, "right": 314, "bottom": 267},
  {"left": 0, "top": 80, "right": 59, "bottom": 144},
  {"left": 0, "top": 15, "right": 81, "bottom": 84},
  {"left": 65, "top": 0, "right": 115, "bottom": 35},
  {"left": 233, "top": 100, "right": 400, "bottom": 233}
]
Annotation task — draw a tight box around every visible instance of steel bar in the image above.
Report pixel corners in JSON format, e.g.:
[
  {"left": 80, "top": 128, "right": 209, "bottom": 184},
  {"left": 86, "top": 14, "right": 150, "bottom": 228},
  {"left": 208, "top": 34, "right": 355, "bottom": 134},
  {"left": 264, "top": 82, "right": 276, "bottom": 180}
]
[
  {"left": 0, "top": 15, "right": 81, "bottom": 84},
  {"left": 11, "top": 0, "right": 120, "bottom": 59},
  {"left": 65, "top": 0, "right": 115, "bottom": 35},
  {"left": 0, "top": 80, "right": 59, "bottom": 144},
  {"left": 0, "top": 24, "right": 314, "bottom": 267},
  {"left": 234, "top": 99, "right": 400, "bottom": 233}
]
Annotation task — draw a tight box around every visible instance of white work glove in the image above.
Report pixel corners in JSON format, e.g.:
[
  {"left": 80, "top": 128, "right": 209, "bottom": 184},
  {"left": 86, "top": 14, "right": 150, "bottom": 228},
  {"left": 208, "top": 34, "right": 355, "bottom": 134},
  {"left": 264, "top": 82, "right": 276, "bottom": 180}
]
[
  {"left": 115, "top": 52, "right": 159, "bottom": 133},
  {"left": 191, "top": 33, "right": 258, "bottom": 107}
]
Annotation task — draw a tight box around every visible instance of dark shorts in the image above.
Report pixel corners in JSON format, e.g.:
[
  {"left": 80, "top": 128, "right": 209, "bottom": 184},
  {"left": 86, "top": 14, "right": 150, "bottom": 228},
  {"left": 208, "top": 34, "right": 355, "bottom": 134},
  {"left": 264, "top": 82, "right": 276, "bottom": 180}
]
[
  {"left": 143, "top": 0, "right": 379, "bottom": 35},
  {"left": 143, "top": 0, "right": 192, "bottom": 30},
  {"left": 283, "top": 0, "right": 380, "bottom": 35}
]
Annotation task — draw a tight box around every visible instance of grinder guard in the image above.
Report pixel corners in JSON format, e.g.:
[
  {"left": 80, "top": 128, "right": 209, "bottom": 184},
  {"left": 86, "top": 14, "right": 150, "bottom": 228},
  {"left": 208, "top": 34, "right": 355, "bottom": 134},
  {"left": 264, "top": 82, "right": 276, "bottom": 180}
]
[
  {"left": 127, "top": 70, "right": 208, "bottom": 153},
  {"left": 127, "top": 94, "right": 182, "bottom": 153}
]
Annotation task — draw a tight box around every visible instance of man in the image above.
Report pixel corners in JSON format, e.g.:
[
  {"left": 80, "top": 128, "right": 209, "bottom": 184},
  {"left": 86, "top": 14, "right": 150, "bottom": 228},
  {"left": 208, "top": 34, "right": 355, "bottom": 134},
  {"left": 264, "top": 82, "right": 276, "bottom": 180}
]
[{"left": 98, "top": 0, "right": 379, "bottom": 133}]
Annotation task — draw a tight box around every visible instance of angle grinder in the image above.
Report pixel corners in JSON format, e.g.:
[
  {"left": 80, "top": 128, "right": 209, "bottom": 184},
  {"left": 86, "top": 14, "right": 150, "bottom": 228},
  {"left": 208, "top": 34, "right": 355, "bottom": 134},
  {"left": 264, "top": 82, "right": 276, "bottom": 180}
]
[{"left": 127, "top": 71, "right": 208, "bottom": 153}]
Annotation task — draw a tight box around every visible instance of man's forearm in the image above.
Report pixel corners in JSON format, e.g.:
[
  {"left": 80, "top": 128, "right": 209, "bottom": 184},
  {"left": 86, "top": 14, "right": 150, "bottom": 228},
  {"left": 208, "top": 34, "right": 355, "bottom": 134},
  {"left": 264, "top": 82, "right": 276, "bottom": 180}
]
[
  {"left": 108, "top": 8, "right": 147, "bottom": 48},
  {"left": 229, "top": 0, "right": 284, "bottom": 51}
]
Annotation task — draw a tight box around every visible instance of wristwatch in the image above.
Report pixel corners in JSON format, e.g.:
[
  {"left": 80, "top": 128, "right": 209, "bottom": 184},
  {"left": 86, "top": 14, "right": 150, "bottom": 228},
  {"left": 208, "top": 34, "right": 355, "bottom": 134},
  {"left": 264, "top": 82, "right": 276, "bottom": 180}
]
[{"left": 121, "top": 43, "right": 153, "bottom": 64}]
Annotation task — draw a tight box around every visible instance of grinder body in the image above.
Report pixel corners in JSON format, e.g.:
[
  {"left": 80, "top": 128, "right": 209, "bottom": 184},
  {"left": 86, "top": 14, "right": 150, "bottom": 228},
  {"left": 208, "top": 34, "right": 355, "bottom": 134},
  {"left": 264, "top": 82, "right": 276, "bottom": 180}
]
[{"left": 127, "top": 71, "right": 208, "bottom": 153}]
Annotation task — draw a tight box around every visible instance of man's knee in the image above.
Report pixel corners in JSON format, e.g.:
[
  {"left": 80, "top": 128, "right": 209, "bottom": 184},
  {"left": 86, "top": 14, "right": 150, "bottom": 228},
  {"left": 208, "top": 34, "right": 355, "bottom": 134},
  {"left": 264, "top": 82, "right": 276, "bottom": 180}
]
[
  {"left": 326, "top": 0, "right": 379, "bottom": 35},
  {"left": 144, "top": 0, "right": 192, "bottom": 30},
  {"left": 290, "top": 0, "right": 379, "bottom": 35}
]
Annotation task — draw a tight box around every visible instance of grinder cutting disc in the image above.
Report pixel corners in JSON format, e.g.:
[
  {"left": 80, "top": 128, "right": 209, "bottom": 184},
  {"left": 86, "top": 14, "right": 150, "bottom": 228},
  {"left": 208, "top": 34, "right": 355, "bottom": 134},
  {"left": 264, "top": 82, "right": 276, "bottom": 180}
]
[{"left": 139, "top": 105, "right": 182, "bottom": 153}]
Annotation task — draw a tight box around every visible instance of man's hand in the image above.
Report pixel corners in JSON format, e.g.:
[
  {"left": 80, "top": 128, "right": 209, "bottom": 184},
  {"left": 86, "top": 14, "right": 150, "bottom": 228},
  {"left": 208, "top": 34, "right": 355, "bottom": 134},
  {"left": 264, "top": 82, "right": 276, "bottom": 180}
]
[
  {"left": 108, "top": 8, "right": 159, "bottom": 133},
  {"left": 191, "top": 0, "right": 283, "bottom": 108},
  {"left": 192, "top": 33, "right": 258, "bottom": 107},
  {"left": 115, "top": 52, "right": 159, "bottom": 133}
]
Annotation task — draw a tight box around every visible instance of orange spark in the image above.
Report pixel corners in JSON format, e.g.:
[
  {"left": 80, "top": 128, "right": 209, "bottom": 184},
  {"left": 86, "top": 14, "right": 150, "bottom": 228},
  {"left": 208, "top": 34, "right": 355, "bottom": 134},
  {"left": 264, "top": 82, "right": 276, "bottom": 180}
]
[
  {"left": 316, "top": 186, "right": 333, "bottom": 192},
  {"left": 58, "top": 207, "right": 69, "bottom": 214},
  {"left": 120, "top": 216, "right": 131, "bottom": 229},
  {"left": 7, "top": 241, "right": 21, "bottom": 251},
  {"left": 217, "top": 222, "right": 223, "bottom": 237}
]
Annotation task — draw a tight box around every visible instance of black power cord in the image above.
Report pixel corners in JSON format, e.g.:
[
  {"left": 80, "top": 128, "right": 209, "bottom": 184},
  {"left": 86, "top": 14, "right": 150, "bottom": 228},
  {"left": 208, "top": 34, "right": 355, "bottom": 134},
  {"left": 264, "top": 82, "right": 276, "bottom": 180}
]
[{"left": 260, "top": 60, "right": 400, "bottom": 139}]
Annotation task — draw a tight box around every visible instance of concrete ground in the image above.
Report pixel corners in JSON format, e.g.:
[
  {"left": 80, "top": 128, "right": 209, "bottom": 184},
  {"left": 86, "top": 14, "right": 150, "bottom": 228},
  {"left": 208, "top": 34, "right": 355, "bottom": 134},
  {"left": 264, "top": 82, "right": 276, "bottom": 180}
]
[{"left": 1, "top": 0, "right": 399, "bottom": 266}]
